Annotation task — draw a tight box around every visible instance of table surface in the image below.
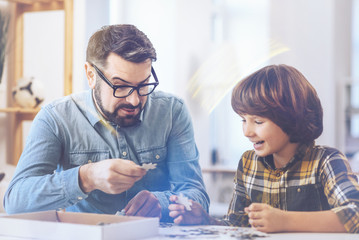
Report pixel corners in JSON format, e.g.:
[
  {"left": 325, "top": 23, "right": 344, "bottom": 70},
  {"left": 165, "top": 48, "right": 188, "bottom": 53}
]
[
  {"left": 0, "top": 222, "right": 357, "bottom": 240},
  {"left": 143, "top": 224, "right": 358, "bottom": 240}
]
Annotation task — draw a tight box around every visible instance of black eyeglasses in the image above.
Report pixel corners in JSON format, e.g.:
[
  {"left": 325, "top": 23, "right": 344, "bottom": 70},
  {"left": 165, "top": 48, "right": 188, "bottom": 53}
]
[{"left": 92, "top": 64, "right": 159, "bottom": 98}]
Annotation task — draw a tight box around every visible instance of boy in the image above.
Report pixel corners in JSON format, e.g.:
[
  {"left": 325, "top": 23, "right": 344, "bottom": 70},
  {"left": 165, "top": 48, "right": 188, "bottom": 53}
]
[{"left": 169, "top": 64, "right": 359, "bottom": 233}]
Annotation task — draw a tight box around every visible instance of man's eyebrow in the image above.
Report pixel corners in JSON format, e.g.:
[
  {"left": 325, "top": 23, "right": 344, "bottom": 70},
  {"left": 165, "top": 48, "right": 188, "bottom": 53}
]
[{"left": 112, "top": 75, "right": 151, "bottom": 85}]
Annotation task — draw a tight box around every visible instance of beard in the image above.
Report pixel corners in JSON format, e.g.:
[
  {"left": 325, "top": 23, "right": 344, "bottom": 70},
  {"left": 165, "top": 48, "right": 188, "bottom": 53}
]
[{"left": 93, "top": 83, "right": 143, "bottom": 127}]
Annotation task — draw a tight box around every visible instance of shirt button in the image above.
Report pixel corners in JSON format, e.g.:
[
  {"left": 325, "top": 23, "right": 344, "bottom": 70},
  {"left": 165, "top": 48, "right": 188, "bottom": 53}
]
[
  {"left": 77, "top": 196, "right": 83, "bottom": 200},
  {"left": 122, "top": 152, "right": 127, "bottom": 156},
  {"left": 155, "top": 155, "right": 160, "bottom": 159},
  {"left": 276, "top": 173, "right": 281, "bottom": 177},
  {"left": 297, "top": 188, "right": 301, "bottom": 193}
]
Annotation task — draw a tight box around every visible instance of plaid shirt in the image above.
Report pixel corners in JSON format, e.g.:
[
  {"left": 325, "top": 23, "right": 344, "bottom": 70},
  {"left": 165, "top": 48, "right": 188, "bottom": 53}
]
[{"left": 222, "top": 142, "right": 359, "bottom": 233}]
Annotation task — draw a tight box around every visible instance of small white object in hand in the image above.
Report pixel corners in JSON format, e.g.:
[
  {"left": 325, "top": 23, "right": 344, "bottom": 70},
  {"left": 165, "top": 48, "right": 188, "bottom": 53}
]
[
  {"left": 141, "top": 163, "right": 157, "bottom": 170},
  {"left": 176, "top": 193, "right": 192, "bottom": 211},
  {"left": 115, "top": 209, "right": 126, "bottom": 216}
]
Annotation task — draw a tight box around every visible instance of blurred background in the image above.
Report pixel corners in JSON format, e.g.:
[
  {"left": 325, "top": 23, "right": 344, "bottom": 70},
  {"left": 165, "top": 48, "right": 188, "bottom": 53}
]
[{"left": 0, "top": 0, "right": 358, "bottom": 216}]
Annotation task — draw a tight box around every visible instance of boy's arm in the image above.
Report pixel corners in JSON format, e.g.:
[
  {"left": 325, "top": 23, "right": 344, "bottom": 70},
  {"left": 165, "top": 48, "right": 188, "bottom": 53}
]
[
  {"left": 283, "top": 210, "right": 346, "bottom": 232},
  {"left": 247, "top": 203, "right": 346, "bottom": 233}
]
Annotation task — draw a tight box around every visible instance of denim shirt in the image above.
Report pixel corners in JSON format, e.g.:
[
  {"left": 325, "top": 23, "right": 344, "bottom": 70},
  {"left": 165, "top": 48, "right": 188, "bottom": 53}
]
[{"left": 4, "top": 90, "right": 209, "bottom": 222}]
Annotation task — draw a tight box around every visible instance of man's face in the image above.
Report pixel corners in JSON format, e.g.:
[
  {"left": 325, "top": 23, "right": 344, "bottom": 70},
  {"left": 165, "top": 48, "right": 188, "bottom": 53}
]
[{"left": 90, "top": 53, "right": 152, "bottom": 127}]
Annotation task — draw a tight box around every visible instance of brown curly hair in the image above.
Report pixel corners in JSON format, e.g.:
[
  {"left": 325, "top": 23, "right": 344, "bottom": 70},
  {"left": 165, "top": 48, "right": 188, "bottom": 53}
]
[{"left": 231, "top": 64, "right": 323, "bottom": 143}]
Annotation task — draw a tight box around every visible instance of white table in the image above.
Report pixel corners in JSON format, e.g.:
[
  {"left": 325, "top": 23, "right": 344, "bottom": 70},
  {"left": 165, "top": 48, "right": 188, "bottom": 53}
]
[
  {"left": 0, "top": 221, "right": 357, "bottom": 239},
  {"left": 144, "top": 224, "right": 358, "bottom": 240}
]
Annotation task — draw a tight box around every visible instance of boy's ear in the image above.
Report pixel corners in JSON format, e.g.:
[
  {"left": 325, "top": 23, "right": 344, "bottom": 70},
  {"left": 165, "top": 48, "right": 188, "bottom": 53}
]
[{"left": 85, "top": 62, "right": 96, "bottom": 89}]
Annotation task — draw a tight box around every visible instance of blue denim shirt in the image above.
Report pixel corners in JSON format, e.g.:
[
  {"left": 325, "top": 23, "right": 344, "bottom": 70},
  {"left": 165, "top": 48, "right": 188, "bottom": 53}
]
[{"left": 4, "top": 90, "right": 209, "bottom": 222}]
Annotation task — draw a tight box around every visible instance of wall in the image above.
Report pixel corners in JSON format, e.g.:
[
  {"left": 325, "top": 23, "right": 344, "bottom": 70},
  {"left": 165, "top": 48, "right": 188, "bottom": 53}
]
[
  {"left": 0, "top": 6, "right": 66, "bottom": 213},
  {"left": 0, "top": 0, "right": 85, "bottom": 212},
  {"left": 0, "top": 0, "right": 355, "bottom": 214},
  {"left": 269, "top": 0, "right": 352, "bottom": 150}
]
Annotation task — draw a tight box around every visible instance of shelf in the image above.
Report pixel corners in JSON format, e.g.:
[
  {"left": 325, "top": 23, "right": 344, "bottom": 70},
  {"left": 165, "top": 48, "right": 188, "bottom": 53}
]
[
  {"left": 0, "top": 107, "right": 40, "bottom": 114},
  {"left": 0, "top": 107, "right": 39, "bottom": 121},
  {"left": 7, "top": 0, "right": 65, "bottom": 12},
  {"left": 3, "top": 0, "right": 73, "bottom": 165}
]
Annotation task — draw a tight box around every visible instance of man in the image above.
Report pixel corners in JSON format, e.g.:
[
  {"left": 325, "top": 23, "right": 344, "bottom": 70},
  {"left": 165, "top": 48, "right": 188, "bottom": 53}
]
[{"left": 4, "top": 24, "right": 209, "bottom": 222}]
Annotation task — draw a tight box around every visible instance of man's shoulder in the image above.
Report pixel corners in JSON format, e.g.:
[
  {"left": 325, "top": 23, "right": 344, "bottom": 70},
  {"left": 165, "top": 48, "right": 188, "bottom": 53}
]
[
  {"left": 143, "top": 91, "right": 190, "bottom": 123},
  {"left": 37, "top": 90, "right": 95, "bottom": 126},
  {"left": 149, "top": 91, "right": 184, "bottom": 104},
  {"left": 147, "top": 91, "right": 186, "bottom": 111},
  {"left": 42, "top": 90, "right": 89, "bottom": 111}
]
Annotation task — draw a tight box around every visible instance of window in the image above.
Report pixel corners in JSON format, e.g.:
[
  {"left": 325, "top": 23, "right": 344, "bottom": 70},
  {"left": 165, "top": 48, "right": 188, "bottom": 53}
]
[
  {"left": 208, "top": 0, "right": 270, "bottom": 166},
  {"left": 346, "top": 0, "right": 359, "bottom": 157}
]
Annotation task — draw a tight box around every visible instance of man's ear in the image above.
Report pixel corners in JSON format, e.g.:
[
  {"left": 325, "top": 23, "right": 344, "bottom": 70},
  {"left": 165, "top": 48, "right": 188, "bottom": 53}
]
[{"left": 85, "top": 62, "right": 96, "bottom": 89}]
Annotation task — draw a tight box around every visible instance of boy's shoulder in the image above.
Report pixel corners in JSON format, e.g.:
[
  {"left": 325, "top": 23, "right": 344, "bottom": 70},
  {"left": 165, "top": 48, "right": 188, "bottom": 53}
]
[{"left": 310, "top": 145, "right": 344, "bottom": 158}]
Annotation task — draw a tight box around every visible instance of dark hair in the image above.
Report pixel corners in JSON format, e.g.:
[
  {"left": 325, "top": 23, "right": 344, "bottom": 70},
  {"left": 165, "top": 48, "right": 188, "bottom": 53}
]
[
  {"left": 86, "top": 24, "right": 157, "bottom": 68},
  {"left": 231, "top": 64, "right": 323, "bottom": 143}
]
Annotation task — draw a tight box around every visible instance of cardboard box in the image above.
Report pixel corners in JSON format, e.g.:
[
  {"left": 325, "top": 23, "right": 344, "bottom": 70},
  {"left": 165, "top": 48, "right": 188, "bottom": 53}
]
[{"left": 0, "top": 210, "right": 159, "bottom": 240}]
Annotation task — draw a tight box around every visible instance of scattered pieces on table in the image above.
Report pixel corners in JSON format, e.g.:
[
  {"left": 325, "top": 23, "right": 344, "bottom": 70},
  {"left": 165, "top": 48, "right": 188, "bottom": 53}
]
[
  {"left": 97, "top": 222, "right": 108, "bottom": 226},
  {"left": 159, "top": 225, "right": 269, "bottom": 239}
]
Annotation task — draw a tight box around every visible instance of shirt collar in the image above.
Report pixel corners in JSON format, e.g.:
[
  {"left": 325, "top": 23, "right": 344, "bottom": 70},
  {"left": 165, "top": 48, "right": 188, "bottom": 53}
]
[
  {"left": 261, "top": 141, "right": 315, "bottom": 170},
  {"left": 84, "top": 89, "right": 103, "bottom": 127}
]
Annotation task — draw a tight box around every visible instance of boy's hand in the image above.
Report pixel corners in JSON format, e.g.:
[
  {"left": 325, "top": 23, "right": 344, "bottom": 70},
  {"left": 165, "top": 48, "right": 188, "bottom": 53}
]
[{"left": 245, "top": 203, "right": 287, "bottom": 232}]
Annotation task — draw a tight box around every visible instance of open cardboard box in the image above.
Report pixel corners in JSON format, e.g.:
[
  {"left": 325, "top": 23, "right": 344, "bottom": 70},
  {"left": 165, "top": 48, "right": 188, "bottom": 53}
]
[{"left": 0, "top": 210, "right": 159, "bottom": 240}]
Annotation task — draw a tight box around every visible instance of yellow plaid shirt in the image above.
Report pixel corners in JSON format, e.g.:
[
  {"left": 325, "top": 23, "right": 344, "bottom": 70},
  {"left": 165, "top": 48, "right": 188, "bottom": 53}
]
[{"left": 222, "top": 142, "right": 359, "bottom": 233}]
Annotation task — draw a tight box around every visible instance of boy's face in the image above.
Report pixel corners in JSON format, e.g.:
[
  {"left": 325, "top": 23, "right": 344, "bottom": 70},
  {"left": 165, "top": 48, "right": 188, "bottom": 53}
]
[{"left": 241, "top": 114, "right": 298, "bottom": 163}]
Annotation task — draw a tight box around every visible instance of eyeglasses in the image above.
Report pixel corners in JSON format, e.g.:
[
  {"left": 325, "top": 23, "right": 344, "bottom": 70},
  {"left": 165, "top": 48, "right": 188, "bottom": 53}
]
[{"left": 92, "top": 64, "right": 159, "bottom": 98}]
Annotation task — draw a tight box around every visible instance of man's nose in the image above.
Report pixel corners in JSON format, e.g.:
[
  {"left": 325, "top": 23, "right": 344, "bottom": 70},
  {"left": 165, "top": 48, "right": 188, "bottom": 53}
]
[{"left": 125, "top": 90, "right": 141, "bottom": 106}]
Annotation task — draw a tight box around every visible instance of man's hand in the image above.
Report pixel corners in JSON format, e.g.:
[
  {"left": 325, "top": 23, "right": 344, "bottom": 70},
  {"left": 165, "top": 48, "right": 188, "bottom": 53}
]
[
  {"left": 245, "top": 203, "right": 287, "bottom": 232},
  {"left": 168, "top": 195, "right": 211, "bottom": 225},
  {"left": 79, "top": 159, "right": 146, "bottom": 194},
  {"left": 124, "top": 190, "right": 161, "bottom": 218}
]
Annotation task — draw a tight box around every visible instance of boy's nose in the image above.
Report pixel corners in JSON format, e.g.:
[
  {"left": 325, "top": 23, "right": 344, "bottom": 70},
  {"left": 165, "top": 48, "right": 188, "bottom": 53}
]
[{"left": 243, "top": 124, "right": 254, "bottom": 138}]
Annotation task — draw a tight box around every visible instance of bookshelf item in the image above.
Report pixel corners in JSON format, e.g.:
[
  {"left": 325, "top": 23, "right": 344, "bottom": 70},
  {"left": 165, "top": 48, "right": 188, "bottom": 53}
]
[{"left": 0, "top": 0, "right": 73, "bottom": 165}]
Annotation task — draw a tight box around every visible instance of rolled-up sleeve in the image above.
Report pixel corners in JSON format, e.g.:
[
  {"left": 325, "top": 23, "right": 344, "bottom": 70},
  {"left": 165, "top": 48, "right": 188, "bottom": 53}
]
[
  {"left": 152, "top": 100, "right": 209, "bottom": 222},
  {"left": 3, "top": 107, "right": 88, "bottom": 214},
  {"left": 321, "top": 151, "right": 359, "bottom": 233}
]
